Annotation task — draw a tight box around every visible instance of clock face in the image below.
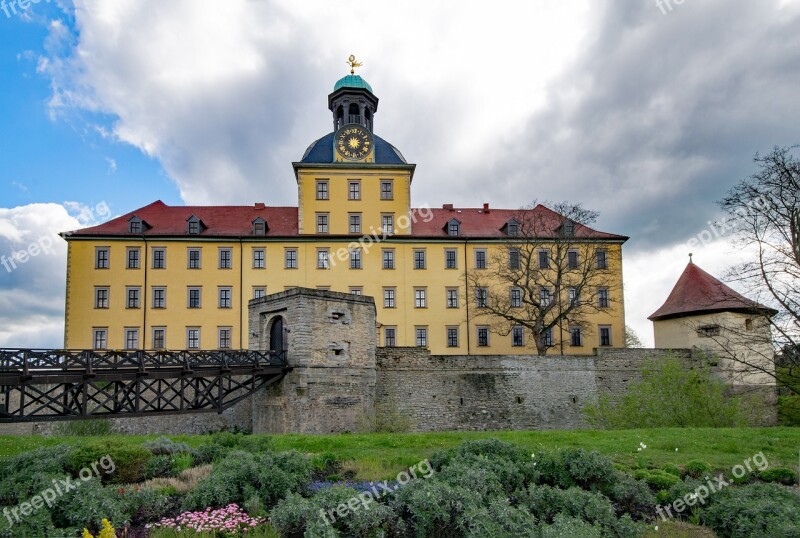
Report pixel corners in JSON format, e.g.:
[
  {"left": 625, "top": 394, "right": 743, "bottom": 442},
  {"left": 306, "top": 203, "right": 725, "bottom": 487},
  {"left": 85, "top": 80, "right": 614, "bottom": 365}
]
[{"left": 335, "top": 124, "right": 373, "bottom": 161}]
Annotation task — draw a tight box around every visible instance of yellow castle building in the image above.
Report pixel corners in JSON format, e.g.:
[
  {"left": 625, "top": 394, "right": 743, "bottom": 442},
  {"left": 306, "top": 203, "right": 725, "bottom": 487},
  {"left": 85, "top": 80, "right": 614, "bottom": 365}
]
[{"left": 62, "top": 63, "right": 628, "bottom": 355}]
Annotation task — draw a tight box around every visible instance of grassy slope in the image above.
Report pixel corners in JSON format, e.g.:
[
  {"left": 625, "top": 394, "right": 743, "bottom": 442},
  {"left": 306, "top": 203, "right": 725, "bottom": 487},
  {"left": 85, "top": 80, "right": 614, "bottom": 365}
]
[{"left": 1, "top": 427, "right": 798, "bottom": 480}]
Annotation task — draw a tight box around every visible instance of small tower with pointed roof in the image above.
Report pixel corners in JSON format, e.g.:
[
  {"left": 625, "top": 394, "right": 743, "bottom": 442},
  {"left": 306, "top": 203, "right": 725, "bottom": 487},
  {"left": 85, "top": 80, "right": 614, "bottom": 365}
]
[{"left": 649, "top": 259, "right": 777, "bottom": 386}]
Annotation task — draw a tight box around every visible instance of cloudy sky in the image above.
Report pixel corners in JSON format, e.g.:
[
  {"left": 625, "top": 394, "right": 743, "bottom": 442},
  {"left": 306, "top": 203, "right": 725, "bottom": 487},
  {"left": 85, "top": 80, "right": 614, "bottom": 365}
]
[{"left": 1, "top": 0, "right": 799, "bottom": 347}]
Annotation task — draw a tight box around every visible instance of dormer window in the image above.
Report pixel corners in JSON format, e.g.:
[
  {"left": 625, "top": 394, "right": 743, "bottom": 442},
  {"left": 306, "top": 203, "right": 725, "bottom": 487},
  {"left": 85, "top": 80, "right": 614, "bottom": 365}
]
[
  {"left": 506, "top": 219, "right": 520, "bottom": 237},
  {"left": 445, "top": 218, "right": 461, "bottom": 237},
  {"left": 252, "top": 217, "right": 267, "bottom": 236},
  {"left": 186, "top": 215, "right": 204, "bottom": 235},
  {"left": 128, "top": 215, "right": 148, "bottom": 234},
  {"left": 561, "top": 220, "right": 576, "bottom": 238}
]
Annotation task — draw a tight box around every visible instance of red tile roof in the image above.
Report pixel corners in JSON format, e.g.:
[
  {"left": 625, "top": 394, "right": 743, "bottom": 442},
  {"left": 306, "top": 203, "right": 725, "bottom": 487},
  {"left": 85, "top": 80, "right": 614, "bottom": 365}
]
[
  {"left": 648, "top": 262, "right": 778, "bottom": 321},
  {"left": 63, "top": 201, "right": 627, "bottom": 241}
]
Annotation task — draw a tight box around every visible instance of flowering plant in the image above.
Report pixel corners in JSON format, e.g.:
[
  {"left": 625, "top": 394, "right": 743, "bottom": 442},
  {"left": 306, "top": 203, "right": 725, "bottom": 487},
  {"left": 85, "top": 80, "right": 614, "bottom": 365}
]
[{"left": 145, "top": 503, "right": 267, "bottom": 535}]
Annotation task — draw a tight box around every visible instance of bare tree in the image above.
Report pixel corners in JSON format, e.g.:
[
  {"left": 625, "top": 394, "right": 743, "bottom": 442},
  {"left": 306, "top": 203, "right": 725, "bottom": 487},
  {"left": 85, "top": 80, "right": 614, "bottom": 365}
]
[
  {"left": 624, "top": 325, "right": 644, "bottom": 348},
  {"left": 715, "top": 146, "right": 800, "bottom": 394},
  {"left": 467, "top": 202, "right": 620, "bottom": 355}
]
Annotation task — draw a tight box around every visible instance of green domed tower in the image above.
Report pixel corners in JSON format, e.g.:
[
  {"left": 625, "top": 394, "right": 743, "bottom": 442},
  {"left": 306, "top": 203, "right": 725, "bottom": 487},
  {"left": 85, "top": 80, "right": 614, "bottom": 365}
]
[{"left": 328, "top": 56, "right": 379, "bottom": 132}]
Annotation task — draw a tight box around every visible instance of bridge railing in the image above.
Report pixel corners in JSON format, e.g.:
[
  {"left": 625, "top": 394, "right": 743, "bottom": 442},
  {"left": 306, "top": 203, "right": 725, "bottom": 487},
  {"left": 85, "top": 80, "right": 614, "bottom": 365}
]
[{"left": 0, "top": 348, "right": 287, "bottom": 376}]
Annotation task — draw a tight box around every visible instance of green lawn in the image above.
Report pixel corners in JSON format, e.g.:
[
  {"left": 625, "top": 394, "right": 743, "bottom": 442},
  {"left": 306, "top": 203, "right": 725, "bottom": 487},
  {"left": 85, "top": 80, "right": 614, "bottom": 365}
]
[{"left": 1, "top": 427, "right": 798, "bottom": 480}]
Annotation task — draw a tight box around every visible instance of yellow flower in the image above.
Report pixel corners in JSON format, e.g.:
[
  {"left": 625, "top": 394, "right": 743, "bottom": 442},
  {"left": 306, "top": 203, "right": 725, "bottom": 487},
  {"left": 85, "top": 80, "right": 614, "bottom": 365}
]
[{"left": 83, "top": 519, "right": 116, "bottom": 538}]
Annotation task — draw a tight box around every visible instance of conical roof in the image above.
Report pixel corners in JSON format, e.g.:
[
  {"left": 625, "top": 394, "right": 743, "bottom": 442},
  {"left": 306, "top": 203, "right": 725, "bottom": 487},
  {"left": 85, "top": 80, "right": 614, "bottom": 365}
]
[{"left": 648, "top": 262, "right": 777, "bottom": 321}]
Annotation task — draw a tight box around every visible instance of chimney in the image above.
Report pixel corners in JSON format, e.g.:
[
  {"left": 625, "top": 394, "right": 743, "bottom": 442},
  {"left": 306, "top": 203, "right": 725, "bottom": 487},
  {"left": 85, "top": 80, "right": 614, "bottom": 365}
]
[
  {"left": 483, "top": 203, "right": 490, "bottom": 213},
  {"left": 443, "top": 203, "right": 454, "bottom": 211},
  {"left": 255, "top": 203, "right": 266, "bottom": 210}
]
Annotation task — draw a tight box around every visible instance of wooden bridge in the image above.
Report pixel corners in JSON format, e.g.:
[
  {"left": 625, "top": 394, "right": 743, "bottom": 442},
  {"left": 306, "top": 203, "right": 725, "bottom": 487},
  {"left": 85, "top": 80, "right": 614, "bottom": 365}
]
[{"left": 0, "top": 349, "right": 291, "bottom": 422}]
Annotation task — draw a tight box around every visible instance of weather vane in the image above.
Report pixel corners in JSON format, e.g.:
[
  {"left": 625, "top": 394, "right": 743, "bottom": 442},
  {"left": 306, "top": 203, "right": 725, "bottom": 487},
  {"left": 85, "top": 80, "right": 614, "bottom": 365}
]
[{"left": 347, "top": 54, "right": 363, "bottom": 75}]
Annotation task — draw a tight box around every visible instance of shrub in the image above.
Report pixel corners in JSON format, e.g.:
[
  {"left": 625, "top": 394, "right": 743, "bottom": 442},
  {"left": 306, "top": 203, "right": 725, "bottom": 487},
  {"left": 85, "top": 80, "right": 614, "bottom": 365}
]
[
  {"left": 143, "top": 437, "right": 192, "bottom": 456},
  {"left": 519, "top": 484, "right": 617, "bottom": 528},
  {"left": 661, "top": 463, "right": 682, "bottom": 477},
  {"left": 144, "top": 455, "right": 176, "bottom": 480},
  {"left": 191, "top": 443, "right": 230, "bottom": 465},
  {"left": 583, "top": 356, "right": 751, "bottom": 428},
  {"left": 460, "top": 498, "right": 538, "bottom": 538},
  {"left": 171, "top": 453, "right": 193, "bottom": 474},
  {"left": 701, "top": 483, "right": 800, "bottom": 537},
  {"left": 183, "top": 450, "right": 312, "bottom": 511},
  {"left": 607, "top": 474, "right": 655, "bottom": 520},
  {"left": 51, "top": 478, "right": 127, "bottom": 532},
  {"left": 430, "top": 438, "right": 527, "bottom": 471},
  {"left": 758, "top": 467, "right": 797, "bottom": 485},
  {"left": 51, "top": 419, "right": 112, "bottom": 436},
  {"left": 311, "top": 452, "right": 343, "bottom": 481},
  {"left": 120, "top": 486, "right": 175, "bottom": 527},
  {"left": 633, "top": 469, "right": 681, "bottom": 491},
  {"left": 391, "top": 479, "right": 483, "bottom": 536},
  {"left": 684, "top": 460, "right": 712, "bottom": 479},
  {"left": 436, "top": 461, "right": 507, "bottom": 499},
  {"left": 538, "top": 514, "right": 605, "bottom": 538},
  {"left": 67, "top": 441, "right": 152, "bottom": 484},
  {"left": 271, "top": 487, "right": 396, "bottom": 538},
  {"left": 535, "top": 448, "right": 616, "bottom": 492},
  {"left": 0, "top": 444, "right": 73, "bottom": 504}
]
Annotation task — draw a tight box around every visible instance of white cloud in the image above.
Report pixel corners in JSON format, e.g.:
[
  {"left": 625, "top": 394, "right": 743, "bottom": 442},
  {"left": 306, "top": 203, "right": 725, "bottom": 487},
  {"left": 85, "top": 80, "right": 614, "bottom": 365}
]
[{"left": 0, "top": 204, "right": 85, "bottom": 348}]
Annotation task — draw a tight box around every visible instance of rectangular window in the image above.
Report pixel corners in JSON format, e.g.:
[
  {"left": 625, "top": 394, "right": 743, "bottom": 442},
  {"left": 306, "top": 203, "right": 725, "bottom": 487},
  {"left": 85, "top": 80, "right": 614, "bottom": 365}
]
[
  {"left": 152, "top": 248, "right": 166, "bottom": 269},
  {"left": 448, "top": 221, "right": 460, "bottom": 236},
  {"left": 316, "top": 180, "right": 329, "bottom": 200},
  {"left": 598, "top": 288, "right": 610, "bottom": 308},
  {"left": 188, "top": 220, "right": 200, "bottom": 235},
  {"left": 94, "top": 287, "right": 109, "bottom": 309},
  {"left": 253, "top": 248, "right": 265, "bottom": 269},
  {"left": 384, "top": 326, "right": 397, "bottom": 347},
  {"left": 349, "top": 213, "right": 362, "bottom": 234},
  {"left": 538, "top": 250, "right": 549, "bottom": 269},
  {"left": 317, "top": 249, "right": 330, "bottom": 269},
  {"left": 126, "top": 287, "right": 141, "bottom": 309},
  {"left": 568, "top": 250, "right": 579, "bottom": 269},
  {"left": 596, "top": 250, "right": 608, "bottom": 269},
  {"left": 475, "top": 249, "right": 487, "bottom": 269},
  {"left": 510, "top": 287, "right": 522, "bottom": 308},
  {"left": 380, "top": 180, "right": 393, "bottom": 200},
  {"left": 93, "top": 329, "right": 107, "bottom": 350},
  {"left": 509, "top": 248, "right": 521, "bottom": 270},
  {"left": 152, "top": 287, "right": 166, "bottom": 309},
  {"left": 540, "top": 287, "right": 551, "bottom": 307},
  {"left": 568, "top": 287, "right": 579, "bottom": 305},
  {"left": 316, "top": 213, "right": 329, "bottom": 234},
  {"left": 125, "top": 328, "right": 139, "bottom": 350},
  {"left": 413, "top": 249, "right": 426, "bottom": 269},
  {"left": 129, "top": 220, "right": 142, "bottom": 234},
  {"left": 349, "top": 287, "right": 363, "bottom": 295},
  {"left": 95, "top": 247, "right": 109, "bottom": 269},
  {"left": 188, "top": 287, "right": 202, "bottom": 309},
  {"left": 381, "top": 214, "right": 394, "bottom": 234},
  {"left": 218, "top": 248, "right": 232, "bottom": 269},
  {"left": 253, "top": 220, "right": 266, "bottom": 236},
  {"left": 253, "top": 286, "right": 266, "bottom": 299},
  {"left": 415, "top": 327, "right": 428, "bottom": 347},
  {"left": 414, "top": 288, "right": 427, "bottom": 308},
  {"left": 382, "top": 249, "right": 395, "bottom": 269},
  {"left": 475, "top": 287, "right": 488, "bottom": 308},
  {"left": 285, "top": 249, "right": 298, "bottom": 269},
  {"left": 383, "top": 287, "right": 396, "bottom": 308},
  {"left": 187, "top": 328, "right": 200, "bottom": 349},
  {"left": 349, "top": 248, "right": 362, "bottom": 269},
  {"left": 218, "top": 287, "right": 232, "bottom": 309},
  {"left": 477, "top": 326, "right": 490, "bottom": 347},
  {"left": 447, "top": 327, "right": 459, "bottom": 348},
  {"left": 512, "top": 326, "right": 524, "bottom": 347},
  {"left": 152, "top": 328, "right": 166, "bottom": 350},
  {"left": 599, "top": 326, "right": 612, "bottom": 347},
  {"left": 348, "top": 181, "right": 361, "bottom": 200},
  {"left": 188, "top": 248, "right": 201, "bottom": 269},
  {"left": 543, "top": 328, "right": 554, "bottom": 347},
  {"left": 127, "top": 247, "right": 140, "bottom": 269},
  {"left": 570, "top": 327, "right": 583, "bottom": 347},
  {"left": 218, "top": 327, "right": 232, "bottom": 349},
  {"left": 446, "top": 288, "right": 459, "bottom": 309},
  {"left": 445, "top": 249, "right": 458, "bottom": 269}
]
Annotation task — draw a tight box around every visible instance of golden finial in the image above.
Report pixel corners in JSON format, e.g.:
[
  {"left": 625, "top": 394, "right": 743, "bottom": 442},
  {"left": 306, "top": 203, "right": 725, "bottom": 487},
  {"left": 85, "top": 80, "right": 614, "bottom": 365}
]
[{"left": 347, "top": 54, "right": 363, "bottom": 75}]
